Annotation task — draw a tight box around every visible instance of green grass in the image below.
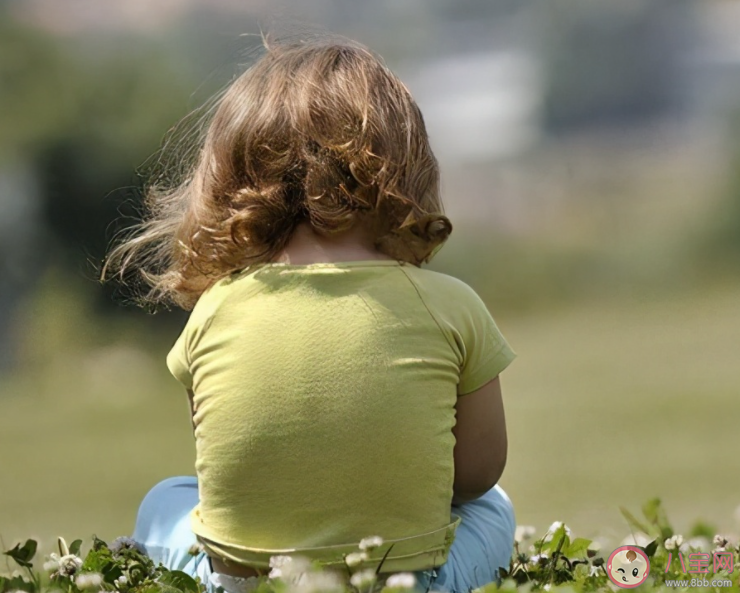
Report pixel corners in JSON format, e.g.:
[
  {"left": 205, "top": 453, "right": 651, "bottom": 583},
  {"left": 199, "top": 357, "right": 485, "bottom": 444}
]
[
  {"left": 1, "top": 271, "right": 738, "bottom": 558},
  {"left": 503, "top": 274, "right": 740, "bottom": 543}
]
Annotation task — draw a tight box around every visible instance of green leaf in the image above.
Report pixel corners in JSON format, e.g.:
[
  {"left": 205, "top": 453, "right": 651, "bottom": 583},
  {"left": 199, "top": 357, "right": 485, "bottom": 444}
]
[
  {"left": 137, "top": 585, "right": 164, "bottom": 593},
  {"left": 642, "top": 498, "right": 672, "bottom": 538},
  {"left": 101, "top": 563, "right": 123, "bottom": 584},
  {"left": 619, "top": 506, "right": 652, "bottom": 536},
  {"left": 69, "top": 539, "right": 83, "bottom": 556},
  {"left": 157, "top": 570, "right": 200, "bottom": 593},
  {"left": 0, "top": 574, "right": 34, "bottom": 593},
  {"left": 81, "top": 547, "right": 114, "bottom": 574},
  {"left": 91, "top": 536, "right": 108, "bottom": 551},
  {"left": 3, "top": 539, "right": 38, "bottom": 569},
  {"left": 644, "top": 539, "right": 658, "bottom": 558},
  {"left": 564, "top": 538, "right": 591, "bottom": 558},
  {"left": 546, "top": 527, "right": 570, "bottom": 554},
  {"left": 688, "top": 520, "right": 716, "bottom": 539}
]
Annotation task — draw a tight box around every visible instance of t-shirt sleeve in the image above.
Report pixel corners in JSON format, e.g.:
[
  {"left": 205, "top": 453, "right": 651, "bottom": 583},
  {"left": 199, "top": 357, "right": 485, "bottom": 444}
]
[
  {"left": 454, "top": 285, "right": 517, "bottom": 396},
  {"left": 166, "top": 329, "right": 194, "bottom": 389}
]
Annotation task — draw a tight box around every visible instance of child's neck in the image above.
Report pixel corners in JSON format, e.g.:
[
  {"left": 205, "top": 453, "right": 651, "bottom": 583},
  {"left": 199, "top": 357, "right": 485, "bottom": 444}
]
[{"left": 273, "top": 220, "right": 396, "bottom": 265}]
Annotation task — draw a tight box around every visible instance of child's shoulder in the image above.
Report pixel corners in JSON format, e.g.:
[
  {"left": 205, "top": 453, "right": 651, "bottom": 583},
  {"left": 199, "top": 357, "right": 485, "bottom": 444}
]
[
  {"left": 184, "top": 270, "right": 252, "bottom": 323},
  {"left": 400, "top": 265, "right": 487, "bottom": 307}
]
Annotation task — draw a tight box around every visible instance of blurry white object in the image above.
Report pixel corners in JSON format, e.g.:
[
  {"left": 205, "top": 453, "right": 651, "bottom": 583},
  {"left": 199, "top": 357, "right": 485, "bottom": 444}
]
[
  {"left": 209, "top": 572, "right": 260, "bottom": 593},
  {"left": 620, "top": 532, "right": 653, "bottom": 547},
  {"left": 405, "top": 50, "right": 543, "bottom": 163}
]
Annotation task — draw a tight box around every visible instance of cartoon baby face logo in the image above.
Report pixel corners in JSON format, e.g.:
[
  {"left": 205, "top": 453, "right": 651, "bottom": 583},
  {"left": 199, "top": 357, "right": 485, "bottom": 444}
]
[{"left": 607, "top": 546, "right": 650, "bottom": 588}]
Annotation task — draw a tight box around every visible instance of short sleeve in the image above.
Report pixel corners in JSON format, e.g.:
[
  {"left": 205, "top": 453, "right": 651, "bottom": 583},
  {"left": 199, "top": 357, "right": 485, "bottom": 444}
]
[
  {"left": 458, "top": 299, "right": 516, "bottom": 395},
  {"left": 166, "top": 329, "right": 194, "bottom": 389},
  {"left": 453, "top": 287, "right": 517, "bottom": 396}
]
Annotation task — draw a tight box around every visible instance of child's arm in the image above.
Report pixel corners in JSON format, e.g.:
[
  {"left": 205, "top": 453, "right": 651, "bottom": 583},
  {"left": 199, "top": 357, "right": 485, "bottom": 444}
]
[{"left": 451, "top": 375, "right": 508, "bottom": 504}]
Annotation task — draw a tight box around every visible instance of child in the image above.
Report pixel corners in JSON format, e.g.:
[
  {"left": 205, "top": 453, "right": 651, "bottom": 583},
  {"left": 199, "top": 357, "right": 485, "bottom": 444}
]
[{"left": 103, "top": 36, "right": 517, "bottom": 593}]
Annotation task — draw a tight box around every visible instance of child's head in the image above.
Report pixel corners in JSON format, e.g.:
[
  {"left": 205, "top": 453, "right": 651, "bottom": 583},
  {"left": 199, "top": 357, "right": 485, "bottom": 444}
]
[{"left": 103, "top": 35, "right": 452, "bottom": 310}]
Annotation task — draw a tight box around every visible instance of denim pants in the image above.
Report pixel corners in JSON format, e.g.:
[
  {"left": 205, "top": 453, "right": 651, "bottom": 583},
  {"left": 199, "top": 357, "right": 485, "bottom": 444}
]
[{"left": 131, "top": 477, "right": 515, "bottom": 593}]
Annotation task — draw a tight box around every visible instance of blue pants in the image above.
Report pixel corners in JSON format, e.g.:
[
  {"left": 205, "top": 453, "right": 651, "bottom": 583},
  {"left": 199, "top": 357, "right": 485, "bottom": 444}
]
[{"left": 131, "top": 477, "right": 515, "bottom": 593}]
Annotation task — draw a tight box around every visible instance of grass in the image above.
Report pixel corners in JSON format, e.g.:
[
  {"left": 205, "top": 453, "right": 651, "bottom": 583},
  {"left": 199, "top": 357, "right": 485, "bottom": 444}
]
[
  {"left": 5, "top": 521, "right": 736, "bottom": 593},
  {"left": 503, "top": 272, "right": 740, "bottom": 542}
]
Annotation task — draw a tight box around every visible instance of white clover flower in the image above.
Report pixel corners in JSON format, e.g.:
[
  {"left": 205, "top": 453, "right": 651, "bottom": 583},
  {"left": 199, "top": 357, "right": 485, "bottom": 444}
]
[
  {"left": 543, "top": 522, "right": 571, "bottom": 542},
  {"left": 528, "top": 553, "right": 549, "bottom": 568},
  {"left": 589, "top": 565, "right": 601, "bottom": 577},
  {"left": 664, "top": 534, "right": 684, "bottom": 551},
  {"left": 76, "top": 573, "right": 103, "bottom": 590},
  {"left": 350, "top": 569, "right": 377, "bottom": 589},
  {"left": 109, "top": 537, "right": 146, "bottom": 556},
  {"left": 115, "top": 575, "right": 128, "bottom": 587},
  {"left": 268, "top": 555, "right": 293, "bottom": 579},
  {"left": 385, "top": 573, "right": 417, "bottom": 589},
  {"left": 269, "top": 567, "right": 283, "bottom": 579},
  {"left": 292, "top": 571, "right": 345, "bottom": 593},
  {"left": 713, "top": 535, "right": 729, "bottom": 547},
  {"left": 345, "top": 552, "right": 368, "bottom": 567},
  {"left": 359, "top": 536, "right": 384, "bottom": 552},
  {"left": 55, "top": 554, "right": 83, "bottom": 578},
  {"left": 515, "top": 526, "right": 537, "bottom": 543},
  {"left": 270, "top": 555, "right": 293, "bottom": 569},
  {"left": 268, "top": 555, "right": 313, "bottom": 582}
]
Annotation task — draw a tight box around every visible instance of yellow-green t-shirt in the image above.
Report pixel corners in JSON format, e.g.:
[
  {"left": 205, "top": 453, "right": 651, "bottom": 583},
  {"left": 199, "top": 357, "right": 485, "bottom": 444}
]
[{"left": 166, "top": 260, "right": 516, "bottom": 571}]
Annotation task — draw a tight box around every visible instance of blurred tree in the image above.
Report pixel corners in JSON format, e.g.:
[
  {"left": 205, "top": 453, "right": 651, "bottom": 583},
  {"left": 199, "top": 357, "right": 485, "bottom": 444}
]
[
  {"left": 0, "top": 17, "right": 195, "bottom": 289},
  {"left": 539, "top": 0, "right": 694, "bottom": 135},
  {"left": 0, "top": 19, "right": 78, "bottom": 369},
  {"left": 0, "top": 19, "right": 79, "bottom": 159},
  {"left": 704, "top": 105, "right": 740, "bottom": 265},
  {"left": 0, "top": 14, "right": 200, "bottom": 369},
  {"left": 34, "top": 42, "right": 194, "bottom": 278}
]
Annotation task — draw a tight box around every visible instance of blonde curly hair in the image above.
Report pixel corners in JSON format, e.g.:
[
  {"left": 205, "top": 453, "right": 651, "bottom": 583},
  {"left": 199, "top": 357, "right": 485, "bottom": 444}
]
[{"left": 102, "top": 35, "right": 452, "bottom": 310}]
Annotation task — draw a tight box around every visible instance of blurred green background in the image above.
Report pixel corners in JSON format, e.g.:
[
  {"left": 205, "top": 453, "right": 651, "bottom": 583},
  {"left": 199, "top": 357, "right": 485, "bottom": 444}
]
[{"left": 1, "top": 0, "right": 740, "bottom": 556}]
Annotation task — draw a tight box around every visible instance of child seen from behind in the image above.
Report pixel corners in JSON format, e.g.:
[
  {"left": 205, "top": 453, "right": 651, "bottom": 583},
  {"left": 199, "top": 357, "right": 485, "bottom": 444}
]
[{"left": 103, "top": 34, "right": 517, "bottom": 593}]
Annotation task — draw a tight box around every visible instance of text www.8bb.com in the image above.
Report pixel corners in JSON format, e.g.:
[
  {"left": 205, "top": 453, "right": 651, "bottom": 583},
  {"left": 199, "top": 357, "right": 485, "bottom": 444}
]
[{"left": 664, "top": 578, "right": 733, "bottom": 588}]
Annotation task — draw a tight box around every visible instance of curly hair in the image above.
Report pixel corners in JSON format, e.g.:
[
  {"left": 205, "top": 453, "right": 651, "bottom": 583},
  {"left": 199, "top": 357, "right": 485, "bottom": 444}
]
[{"left": 102, "top": 35, "right": 452, "bottom": 310}]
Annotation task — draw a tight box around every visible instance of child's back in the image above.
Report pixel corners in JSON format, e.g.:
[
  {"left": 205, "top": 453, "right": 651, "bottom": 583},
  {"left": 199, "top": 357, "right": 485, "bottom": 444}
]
[{"left": 168, "top": 256, "right": 514, "bottom": 569}]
